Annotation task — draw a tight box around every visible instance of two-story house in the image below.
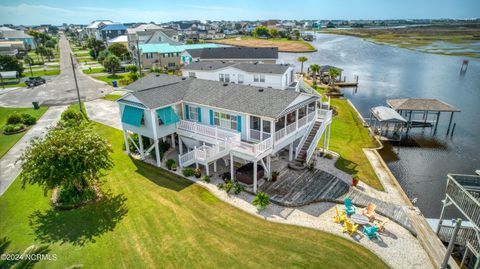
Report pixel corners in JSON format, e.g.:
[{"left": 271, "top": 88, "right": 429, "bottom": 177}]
[
  {"left": 99, "top": 24, "right": 128, "bottom": 42},
  {"left": 85, "top": 20, "right": 113, "bottom": 39},
  {"left": 117, "top": 74, "right": 332, "bottom": 193},
  {"left": 180, "top": 47, "right": 278, "bottom": 65},
  {"left": 182, "top": 61, "right": 296, "bottom": 90}
]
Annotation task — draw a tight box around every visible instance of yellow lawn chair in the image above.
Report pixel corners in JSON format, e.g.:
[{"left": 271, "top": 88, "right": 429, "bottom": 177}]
[
  {"left": 342, "top": 220, "right": 359, "bottom": 235},
  {"left": 333, "top": 206, "right": 347, "bottom": 224}
]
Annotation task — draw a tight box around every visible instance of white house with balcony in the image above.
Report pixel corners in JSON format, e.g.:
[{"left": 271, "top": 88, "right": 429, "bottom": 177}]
[
  {"left": 182, "top": 61, "right": 296, "bottom": 90},
  {"left": 117, "top": 74, "right": 332, "bottom": 193}
]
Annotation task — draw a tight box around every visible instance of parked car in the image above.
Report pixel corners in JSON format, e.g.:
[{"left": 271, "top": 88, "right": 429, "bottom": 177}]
[{"left": 25, "top": 77, "right": 46, "bottom": 87}]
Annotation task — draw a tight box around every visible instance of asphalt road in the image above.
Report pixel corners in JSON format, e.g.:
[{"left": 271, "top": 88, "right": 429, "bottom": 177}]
[{"left": 0, "top": 34, "right": 113, "bottom": 108}]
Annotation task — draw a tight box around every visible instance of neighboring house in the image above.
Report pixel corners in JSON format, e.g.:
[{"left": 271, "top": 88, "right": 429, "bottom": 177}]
[
  {"left": 0, "top": 30, "right": 35, "bottom": 49},
  {"left": 139, "top": 43, "right": 219, "bottom": 70},
  {"left": 0, "top": 41, "right": 26, "bottom": 52},
  {"left": 99, "top": 24, "right": 127, "bottom": 42},
  {"left": 117, "top": 74, "right": 332, "bottom": 192},
  {"left": 127, "top": 24, "right": 181, "bottom": 67},
  {"left": 85, "top": 20, "right": 113, "bottom": 39},
  {"left": 107, "top": 35, "right": 128, "bottom": 47},
  {"left": 180, "top": 47, "right": 278, "bottom": 65},
  {"left": 182, "top": 61, "right": 295, "bottom": 90},
  {"left": 0, "top": 44, "right": 18, "bottom": 56}
]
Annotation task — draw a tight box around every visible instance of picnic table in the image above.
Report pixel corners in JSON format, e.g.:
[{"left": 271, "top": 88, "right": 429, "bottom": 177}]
[{"left": 350, "top": 214, "right": 369, "bottom": 225}]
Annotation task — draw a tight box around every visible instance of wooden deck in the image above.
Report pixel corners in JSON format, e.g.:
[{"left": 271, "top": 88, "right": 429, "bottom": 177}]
[{"left": 260, "top": 167, "right": 416, "bottom": 235}]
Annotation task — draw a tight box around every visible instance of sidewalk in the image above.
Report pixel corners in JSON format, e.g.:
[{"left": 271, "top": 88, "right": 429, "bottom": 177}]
[{"left": 0, "top": 105, "right": 67, "bottom": 196}]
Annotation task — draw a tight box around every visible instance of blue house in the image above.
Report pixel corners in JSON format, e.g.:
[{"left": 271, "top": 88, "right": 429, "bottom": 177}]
[
  {"left": 117, "top": 74, "right": 332, "bottom": 192},
  {"left": 99, "top": 24, "right": 127, "bottom": 42}
]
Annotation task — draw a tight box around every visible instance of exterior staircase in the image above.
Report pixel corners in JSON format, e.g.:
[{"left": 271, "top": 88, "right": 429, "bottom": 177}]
[{"left": 288, "top": 121, "right": 322, "bottom": 170}]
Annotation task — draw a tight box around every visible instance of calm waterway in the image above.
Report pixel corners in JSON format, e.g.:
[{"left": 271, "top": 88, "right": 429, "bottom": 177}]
[{"left": 279, "top": 33, "right": 480, "bottom": 218}]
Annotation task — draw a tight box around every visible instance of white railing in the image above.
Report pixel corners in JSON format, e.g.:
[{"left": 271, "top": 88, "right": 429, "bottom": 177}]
[
  {"left": 249, "top": 129, "right": 271, "bottom": 141},
  {"left": 177, "top": 120, "right": 240, "bottom": 141},
  {"left": 274, "top": 111, "right": 317, "bottom": 144},
  {"left": 274, "top": 128, "right": 286, "bottom": 142},
  {"left": 317, "top": 109, "right": 331, "bottom": 121},
  {"left": 298, "top": 116, "right": 307, "bottom": 128},
  {"left": 178, "top": 139, "right": 231, "bottom": 167},
  {"left": 286, "top": 122, "right": 297, "bottom": 136},
  {"left": 299, "top": 80, "right": 321, "bottom": 97},
  {"left": 305, "top": 110, "right": 332, "bottom": 163},
  {"left": 234, "top": 137, "right": 273, "bottom": 156},
  {"left": 295, "top": 117, "right": 317, "bottom": 159},
  {"left": 179, "top": 150, "right": 195, "bottom": 166}
]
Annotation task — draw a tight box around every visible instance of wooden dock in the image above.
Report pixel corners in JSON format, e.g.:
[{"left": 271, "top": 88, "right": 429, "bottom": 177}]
[{"left": 259, "top": 167, "right": 416, "bottom": 235}]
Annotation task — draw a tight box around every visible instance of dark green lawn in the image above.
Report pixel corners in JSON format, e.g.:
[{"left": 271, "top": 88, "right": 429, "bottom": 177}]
[
  {"left": 0, "top": 123, "right": 389, "bottom": 268},
  {"left": 0, "top": 106, "right": 48, "bottom": 158}
]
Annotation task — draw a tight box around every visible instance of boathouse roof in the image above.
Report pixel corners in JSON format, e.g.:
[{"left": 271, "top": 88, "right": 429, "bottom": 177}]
[
  {"left": 387, "top": 98, "right": 460, "bottom": 112},
  {"left": 371, "top": 106, "right": 407, "bottom": 122}
]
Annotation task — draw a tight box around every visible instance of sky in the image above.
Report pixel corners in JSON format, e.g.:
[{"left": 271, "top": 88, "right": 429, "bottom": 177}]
[{"left": 0, "top": 0, "right": 479, "bottom": 25}]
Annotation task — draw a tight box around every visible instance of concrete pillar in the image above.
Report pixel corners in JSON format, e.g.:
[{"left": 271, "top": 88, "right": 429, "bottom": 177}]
[
  {"left": 179, "top": 137, "right": 183, "bottom": 155},
  {"left": 289, "top": 143, "right": 293, "bottom": 161},
  {"left": 205, "top": 163, "right": 209, "bottom": 176},
  {"left": 266, "top": 155, "right": 271, "bottom": 180},
  {"left": 230, "top": 153, "right": 235, "bottom": 181},
  {"left": 253, "top": 160, "right": 258, "bottom": 193},
  {"left": 295, "top": 109, "right": 299, "bottom": 130},
  {"left": 260, "top": 118, "right": 263, "bottom": 141},
  {"left": 154, "top": 139, "right": 161, "bottom": 167},
  {"left": 139, "top": 134, "right": 144, "bottom": 159},
  {"left": 171, "top": 133, "right": 176, "bottom": 148},
  {"left": 213, "top": 160, "right": 217, "bottom": 173},
  {"left": 327, "top": 124, "right": 331, "bottom": 150},
  {"left": 123, "top": 131, "right": 130, "bottom": 154}
]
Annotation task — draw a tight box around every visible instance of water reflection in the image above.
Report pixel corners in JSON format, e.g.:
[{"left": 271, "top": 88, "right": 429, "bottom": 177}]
[{"left": 279, "top": 34, "right": 480, "bottom": 218}]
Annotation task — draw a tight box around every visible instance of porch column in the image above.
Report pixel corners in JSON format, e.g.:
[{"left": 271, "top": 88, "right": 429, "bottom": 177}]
[
  {"left": 246, "top": 115, "right": 250, "bottom": 141},
  {"left": 436, "top": 196, "right": 449, "bottom": 234},
  {"left": 289, "top": 143, "right": 293, "bottom": 161},
  {"left": 179, "top": 137, "right": 183, "bottom": 155},
  {"left": 327, "top": 124, "right": 331, "bottom": 150},
  {"left": 139, "top": 134, "right": 144, "bottom": 159},
  {"left": 213, "top": 160, "right": 217, "bottom": 173},
  {"left": 295, "top": 109, "right": 299, "bottom": 130},
  {"left": 205, "top": 163, "right": 209, "bottom": 176},
  {"left": 271, "top": 120, "right": 275, "bottom": 142},
  {"left": 260, "top": 119, "right": 263, "bottom": 141},
  {"left": 123, "top": 130, "right": 130, "bottom": 154},
  {"left": 171, "top": 133, "right": 176, "bottom": 148},
  {"left": 154, "top": 139, "right": 161, "bottom": 167},
  {"left": 266, "top": 155, "right": 271, "bottom": 180},
  {"left": 194, "top": 146, "right": 199, "bottom": 169},
  {"left": 230, "top": 153, "right": 235, "bottom": 181},
  {"left": 253, "top": 160, "right": 258, "bottom": 193}
]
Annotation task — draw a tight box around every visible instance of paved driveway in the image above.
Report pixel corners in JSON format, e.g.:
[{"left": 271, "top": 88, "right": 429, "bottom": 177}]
[
  {"left": 0, "top": 34, "right": 113, "bottom": 108},
  {"left": 85, "top": 99, "right": 122, "bottom": 130}
]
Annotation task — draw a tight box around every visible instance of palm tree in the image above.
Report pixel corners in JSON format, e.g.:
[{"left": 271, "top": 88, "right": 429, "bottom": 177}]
[
  {"left": 35, "top": 46, "right": 46, "bottom": 63},
  {"left": 23, "top": 55, "right": 34, "bottom": 77},
  {"left": 309, "top": 64, "right": 320, "bottom": 85},
  {"left": 328, "top": 67, "right": 341, "bottom": 92},
  {"left": 297, "top": 56, "right": 308, "bottom": 74}
]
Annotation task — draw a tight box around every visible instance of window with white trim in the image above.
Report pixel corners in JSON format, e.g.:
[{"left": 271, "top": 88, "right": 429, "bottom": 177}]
[
  {"left": 219, "top": 74, "right": 230, "bottom": 83},
  {"left": 189, "top": 106, "right": 199, "bottom": 122},
  {"left": 238, "top": 74, "right": 244, "bottom": 84},
  {"left": 253, "top": 74, "right": 259, "bottom": 82},
  {"left": 188, "top": 72, "right": 196, "bottom": 78},
  {"left": 214, "top": 112, "right": 237, "bottom": 130},
  {"left": 260, "top": 74, "right": 265, "bottom": 82}
]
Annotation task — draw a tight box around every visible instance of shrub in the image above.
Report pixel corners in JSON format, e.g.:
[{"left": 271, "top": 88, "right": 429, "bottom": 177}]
[
  {"left": 224, "top": 181, "right": 233, "bottom": 194},
  {"left": 21, "top": 113, "right": 36, "bottom": 126},
  {"left": 166, "top": 159, "right": 176, "bottom": 170},
  {"left": 193, "top": 168, "right": 202, "bottom": 178},
  {"left": 233, "top": 182, "right": 244, "bottom": 195},
  {"left": 171, "top": 163, "right": 177, "bottom": 170},
  {"left": 6, "top": 112, "right": 22, "bottom": 125},
  {"left": 56, "top": 185, "right": 97, "bottom": 209},
  {"left": 61, "top": 108, "right": 84, "bottom": 123},
  {"left": 221, "top": 172, "right": 231, "bottom": 182},
  {"left": 3, "top": 123, "right": 26, "bottom": 134},
  {"left": 324, "top": 153, "right": 333, "bottom": 159},
  {"left": 217, "top": 183, "right": 224, "bottom": 190},
  {"left": 252, "top": 192, "right": 270, "bottom": 210},
  {"left": 182, "top": 167, "right": 194, "bottom": 177},
  {"left": 201, "top": 175, "right": 210, "bottom": 183}
]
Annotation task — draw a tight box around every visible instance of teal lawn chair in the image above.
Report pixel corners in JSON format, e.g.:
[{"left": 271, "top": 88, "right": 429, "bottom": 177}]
[
  {"left": 344, "top": 198, "right": 356, "bottom": 215},
  {"left": 363, "top": 226, "right": 380, "bottom": 239}
]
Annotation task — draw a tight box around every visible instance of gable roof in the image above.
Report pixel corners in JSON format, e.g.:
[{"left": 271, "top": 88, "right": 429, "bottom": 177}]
[
  {"left": 122, "top": 74, "right": 317, "bottom": 118},
  {"left": 185, "top": 47, "right": 278, "bottom": 60},
  {"left": 108, "top": 35, "right": 128, "bottom": 43},
  {"left": 371, "top": 106, "right": 406, "bottom": 122},
  {"left": 86, "top": 20, "right": 113, "bottom": 29},
  {"left": 139, "top": 43, "right": 219, "bottom": 54},
  {"left": 387, "top": 98, "right": 460, "bottom": 112},
  {"left": 100, "top": 24, "right": 127, "bottom": 31},
  {"left": 183, "top": 61, "right": 290, "bottom": 75},
  {"left": 0, "top": 30, "right": 32, "bottom": 39}
]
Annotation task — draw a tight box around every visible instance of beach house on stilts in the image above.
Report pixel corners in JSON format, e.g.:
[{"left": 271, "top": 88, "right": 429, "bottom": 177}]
[{"left": 117, "top": 73, "right": 332, "bottom": 193}]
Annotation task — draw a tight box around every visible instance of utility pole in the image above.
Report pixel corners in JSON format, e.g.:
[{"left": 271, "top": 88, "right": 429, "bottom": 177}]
[
  {"left": 136, "top": 37, "right": 142, "bottom": 77},
  {"left": 440, "top": 218, "right": 462, "bottom": 269},
  {"left": 69, "top": 53, "right": 82, "bottom": 113}
]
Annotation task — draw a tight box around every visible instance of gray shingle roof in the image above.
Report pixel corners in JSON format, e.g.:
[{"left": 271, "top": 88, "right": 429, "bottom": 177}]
[
  {"left": 183, "top": 61, "right": 290, "bottom": 74},
  {"left": 185, "top": 47, "right": 278, "bottom": 60},
  {"left": 122, "top": 74, "right": 317, "bottom": 118},
  {"left": 387, "top": 98, "right": 460, "bottom": 112}
]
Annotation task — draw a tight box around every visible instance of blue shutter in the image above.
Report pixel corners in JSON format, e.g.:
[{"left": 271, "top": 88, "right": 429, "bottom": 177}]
[
  {"left": 209, "top": 110, "right": 214, "bottom": 125},
  {"left": 156, "top": 107, "right": 179, "bottom": 125},
  {"left": 121, "top": 106, "right": 144, "bottom": 127},
  {"left": 185, "top": 104, "right": 190, "bottom": 120},
  {"left": 197, "top": 107, "right": 202, "bottom": 123},
  {"left": 237, "top": 115, "right": 242, "bottom": 132}
]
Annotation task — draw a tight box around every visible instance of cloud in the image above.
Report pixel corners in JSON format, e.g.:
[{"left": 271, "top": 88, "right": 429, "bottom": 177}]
[{"left": 181, "top": 4, "right": 236, "bottom": 11}]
